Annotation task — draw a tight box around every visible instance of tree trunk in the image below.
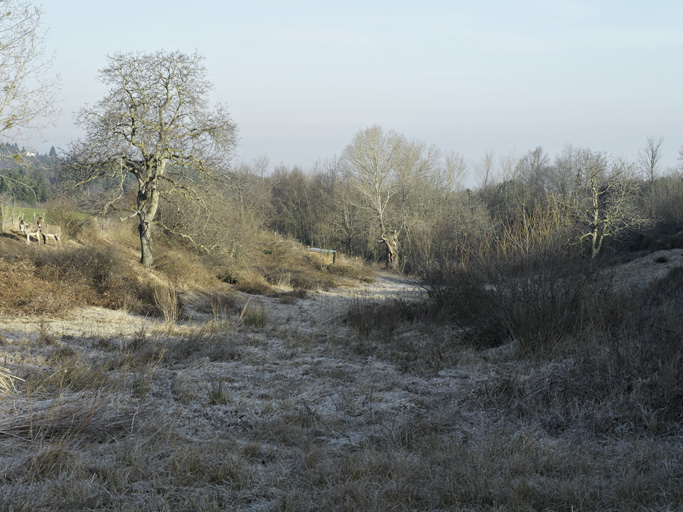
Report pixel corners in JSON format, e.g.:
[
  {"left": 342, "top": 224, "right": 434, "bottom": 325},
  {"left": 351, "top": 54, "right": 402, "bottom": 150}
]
[
  {"left": 381, "top": 230, "right": 400, "bottom": 271},
  {"left": 136, "top": 177, "right": 161, "bottom": 267},
  {"left": 139, "top": 220, "right": 153, "bottom": 266}
]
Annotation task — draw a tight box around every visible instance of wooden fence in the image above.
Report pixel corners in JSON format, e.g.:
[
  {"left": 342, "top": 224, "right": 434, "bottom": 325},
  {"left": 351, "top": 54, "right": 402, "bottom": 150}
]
[
  {"left": 0, "top": 205, "right": 45, "bottom": 232},
  {"left": 307, "top": 247, "right": 337, "bottom": 266}
]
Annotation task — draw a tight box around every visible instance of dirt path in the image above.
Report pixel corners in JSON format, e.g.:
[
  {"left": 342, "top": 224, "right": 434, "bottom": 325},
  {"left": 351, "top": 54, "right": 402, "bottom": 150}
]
[{"left": 249, "top": 271, "right": 426, "bottom": 334}]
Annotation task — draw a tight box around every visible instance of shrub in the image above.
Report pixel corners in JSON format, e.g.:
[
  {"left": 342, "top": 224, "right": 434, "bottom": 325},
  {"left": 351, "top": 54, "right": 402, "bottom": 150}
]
[
  {"left": 42, "top": 198, "right": 88, "bottom": 237},
  {"left": 0, "top": 238, "right": 158, "bottom": 316},
  {"left": 423, "top": 203, "right": 589, "bottom": 354}
]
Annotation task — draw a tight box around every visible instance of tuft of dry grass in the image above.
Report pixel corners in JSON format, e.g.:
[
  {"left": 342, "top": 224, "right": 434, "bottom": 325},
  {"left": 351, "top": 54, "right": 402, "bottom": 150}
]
[
  {"left": 207, "top": 378, "right": 229, "bottom": 405},
  {"left": 0, "top": 395, "right": 135, "bottom": 442},
  {"left": 0, "top": 366, "right": 24, "bottom": 394},
  {"left": 152, "top": 283, "right": 181, "bottom": 325},
  {"left": 237, "top": 299, "right": 267, "bottom": 328},
  {"left": 27, "top": 356, "right": 111, "bottom": 394}
]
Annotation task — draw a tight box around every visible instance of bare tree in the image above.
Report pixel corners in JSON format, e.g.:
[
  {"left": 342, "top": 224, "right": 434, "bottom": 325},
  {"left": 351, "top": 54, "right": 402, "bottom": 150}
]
[
  {"left": 68, "top": 51, "right": 237, "bottom": 266},
  {"left": 0, "top": 1, "right": 59, "bottom": 146},
  {"left": 440, "top": 150, "right": 468, "bottom": 192},
  {"left": 229, "top": 155, "right": 270, "bottom": 227},
  {"left": 474, "top": 149, "right": 496, "bottom": 189},
  {"left": 516, "top": 146, "right": 552, "bottom": 193},
  {"left": 0, "top": 1, "right": 59, "bottom": 209},
  {"left": 341, "top": 125, "right": 405, "bottom": 270},
  {"left": 638, "top": 135, "right": 664, "bottom": 185},
  {"left": 328, "top": 165, "right": 368, "bottom": 255},
  {"left": 392, "top": 140, "right": 443, "bottom": 271},
  {"left": 499, "top": 150, "right": 519, "bottom": 183},
  {"left": 574, "top": 149, "right": 648, "bottom": 258},
  {"left": 551, "top": 144, "right": 582, "bottom": 200},
  {"left": 638, "top": 135, "right": 664, "bottom": 216},
  {"left": 395, "top": 141, "right": 439, "bottom": 227}
]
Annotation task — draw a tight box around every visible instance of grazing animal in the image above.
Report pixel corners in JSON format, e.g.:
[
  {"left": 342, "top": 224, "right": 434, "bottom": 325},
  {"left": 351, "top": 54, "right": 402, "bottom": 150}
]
[
  {"left": 37, "top": 216, "right": 62, "bottom": 246},
  {"left": 18, "top": 219, "right": 42, "bottom": 244}
]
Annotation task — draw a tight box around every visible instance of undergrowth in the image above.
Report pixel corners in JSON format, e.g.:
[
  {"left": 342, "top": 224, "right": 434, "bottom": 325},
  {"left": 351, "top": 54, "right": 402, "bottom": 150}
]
[{"left": 0, "top": 216, "right": 371, "bottom": 318}]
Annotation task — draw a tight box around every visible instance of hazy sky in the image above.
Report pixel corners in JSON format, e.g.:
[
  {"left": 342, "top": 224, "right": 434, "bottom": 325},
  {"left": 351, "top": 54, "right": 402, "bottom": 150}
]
[{"left": 36, "top": 1, "right": 683, "bottom": 176}]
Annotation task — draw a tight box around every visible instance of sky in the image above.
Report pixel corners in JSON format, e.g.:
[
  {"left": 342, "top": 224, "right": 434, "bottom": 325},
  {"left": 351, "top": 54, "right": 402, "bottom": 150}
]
[{"left": 32, "top": 1, "right": 683, "bottom": 178}]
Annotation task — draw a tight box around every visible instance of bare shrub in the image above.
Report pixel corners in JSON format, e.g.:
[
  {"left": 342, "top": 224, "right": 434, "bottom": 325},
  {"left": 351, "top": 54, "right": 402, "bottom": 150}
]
[
  {"left": 346, "top": 297, "right": 410, "bottom": 341},
  {"left": 495, "top": 254, "right": 589, "bottom": 355},
  {"left": 42, "top": 197, "right": 86, "bottom": 237},
  {"left": 570, "top": 268, "right": 683, "bottom": 431},
  {"left": 424, "top": 203, "right": 588, "bottom": 354},
  {"left": 467, "top": 266, "right": 683, "bottom": 436}
]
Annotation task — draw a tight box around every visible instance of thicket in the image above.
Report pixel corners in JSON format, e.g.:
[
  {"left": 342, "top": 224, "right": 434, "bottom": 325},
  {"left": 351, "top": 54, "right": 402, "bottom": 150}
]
[{"left": 266, "top": 144, "right": 683, "bottom": 270}]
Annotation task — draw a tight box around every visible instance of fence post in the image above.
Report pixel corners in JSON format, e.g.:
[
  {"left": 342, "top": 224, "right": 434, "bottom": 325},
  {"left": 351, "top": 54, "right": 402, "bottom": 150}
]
[{"left": 0, "top": 204, "right": 24, "bottom": 232}]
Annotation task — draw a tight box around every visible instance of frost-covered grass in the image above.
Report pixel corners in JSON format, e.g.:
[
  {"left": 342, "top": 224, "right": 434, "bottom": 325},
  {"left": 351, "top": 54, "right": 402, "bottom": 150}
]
[{"left": 0, "top": 267, "right": 681, "bottom": 510}]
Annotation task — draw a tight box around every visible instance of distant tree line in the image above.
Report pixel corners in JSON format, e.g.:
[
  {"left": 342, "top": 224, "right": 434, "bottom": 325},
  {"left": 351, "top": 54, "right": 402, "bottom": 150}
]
[
  {"left": 262, "top": 131, "right": 683, "bottom": 273},
  {"left": 0, "top": 143, "right": 59, "bottom": 204}
]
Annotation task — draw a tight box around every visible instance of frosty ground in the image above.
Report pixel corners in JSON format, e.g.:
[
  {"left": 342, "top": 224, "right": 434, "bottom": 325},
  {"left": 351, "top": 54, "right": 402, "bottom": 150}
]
[{"left": 0, "top": 263, "right": 681, "bottom": 511}]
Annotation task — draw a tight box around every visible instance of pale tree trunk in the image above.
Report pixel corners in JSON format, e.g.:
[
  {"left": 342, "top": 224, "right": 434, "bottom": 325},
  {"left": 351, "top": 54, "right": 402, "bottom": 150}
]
[
  {"left": 137, "top": 178, "right": 161, "bottom": 267},
  {"left": 381, "top": 230, "right": 400, "bottom": 271},
  {"left": 139, "top": 220, "right": 154, "bottom": 266},
  {"left": 589, "top": 201, "right": 600, "bottom": 259}
]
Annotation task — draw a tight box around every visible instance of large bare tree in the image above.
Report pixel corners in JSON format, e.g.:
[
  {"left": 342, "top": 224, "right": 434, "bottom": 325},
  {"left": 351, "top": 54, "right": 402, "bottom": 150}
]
[
  {"left": 68, "top": 50, "right": 237, "bottom": 266},
  {"left": 341, "top": 125, "right": 405, "bottom": 270}
]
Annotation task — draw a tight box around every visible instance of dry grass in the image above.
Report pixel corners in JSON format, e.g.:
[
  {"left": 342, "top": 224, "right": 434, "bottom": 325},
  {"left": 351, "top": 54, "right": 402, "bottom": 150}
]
[
  {"left": 0, "top": 395, "right": 135, "bottom": 442},
  {"left": 0, "top": 295, "right": 681, "bottom": 510},
  {"left": 209, "top": 230, "right": 372, "bottom": 296},
  {"left": 0, "top": 366, "right": 24, "bottom": 394},
  {"left": 0, "top": 236, "right": 156, "bottom": 316},
  {"left": 152, "top": 283, "right": 181, "bottom": 325},
  {"left": 238, "top": 299, "right": 268, "bottom": 328}
]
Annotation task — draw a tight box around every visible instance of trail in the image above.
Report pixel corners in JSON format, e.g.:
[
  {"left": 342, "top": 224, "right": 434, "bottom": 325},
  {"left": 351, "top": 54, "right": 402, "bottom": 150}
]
[{"left": 254, "top": 270, "right": 426, "bottom": 334}]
